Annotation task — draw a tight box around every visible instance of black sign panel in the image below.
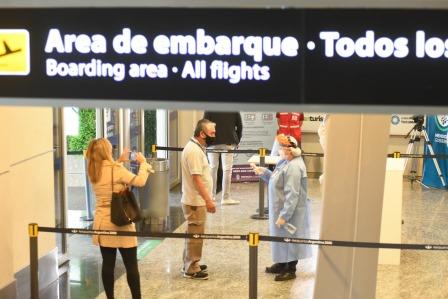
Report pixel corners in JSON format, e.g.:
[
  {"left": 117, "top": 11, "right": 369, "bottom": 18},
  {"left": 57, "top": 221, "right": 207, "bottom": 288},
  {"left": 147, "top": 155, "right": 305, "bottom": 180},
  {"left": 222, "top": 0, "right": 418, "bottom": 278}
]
[{"left": 0, "top": 8, "right": 447, "bottom": 107}]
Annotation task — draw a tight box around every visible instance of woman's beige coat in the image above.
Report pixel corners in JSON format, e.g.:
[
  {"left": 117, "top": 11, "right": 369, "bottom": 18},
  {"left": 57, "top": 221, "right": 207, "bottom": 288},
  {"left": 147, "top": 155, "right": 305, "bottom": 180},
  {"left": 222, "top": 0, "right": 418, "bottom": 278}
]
[{"left": 92, "top": 160, "right": 151, "bottom": 248}]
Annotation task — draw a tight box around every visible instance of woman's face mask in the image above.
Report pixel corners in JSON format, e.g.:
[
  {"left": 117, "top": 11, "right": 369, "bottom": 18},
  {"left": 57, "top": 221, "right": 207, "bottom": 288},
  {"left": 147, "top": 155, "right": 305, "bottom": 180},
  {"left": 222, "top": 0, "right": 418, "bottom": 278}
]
[{"left": 279, "top": 147, "right": 290, "bottom": 160}]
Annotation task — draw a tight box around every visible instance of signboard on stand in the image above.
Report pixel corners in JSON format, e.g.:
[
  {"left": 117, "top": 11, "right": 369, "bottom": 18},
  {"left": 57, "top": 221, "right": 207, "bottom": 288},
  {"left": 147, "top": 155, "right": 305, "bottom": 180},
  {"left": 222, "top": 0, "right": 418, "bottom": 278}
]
[
  {"left": 232, "top": 112, "right": 277, "bottom": 182},
  {"left": 422, "top": 115, "right": 448, "bottom": 189}
]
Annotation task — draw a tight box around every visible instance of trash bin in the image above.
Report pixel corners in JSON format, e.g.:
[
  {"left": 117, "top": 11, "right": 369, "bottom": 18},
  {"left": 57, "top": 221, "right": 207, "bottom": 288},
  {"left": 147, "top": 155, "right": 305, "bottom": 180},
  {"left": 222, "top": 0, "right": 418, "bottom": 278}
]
[{"left": 138, "top": 158, "right": 169, "bottom": 224}]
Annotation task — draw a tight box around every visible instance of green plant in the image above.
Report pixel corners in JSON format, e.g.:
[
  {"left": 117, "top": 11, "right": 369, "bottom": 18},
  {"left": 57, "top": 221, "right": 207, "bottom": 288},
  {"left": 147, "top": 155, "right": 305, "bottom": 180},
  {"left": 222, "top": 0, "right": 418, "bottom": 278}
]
[
  {"left": 144, "top": 110, "right": 157, "bottom": 155},
  {"left": 67, "top": 109, "right": 96, "bottom": 152}
]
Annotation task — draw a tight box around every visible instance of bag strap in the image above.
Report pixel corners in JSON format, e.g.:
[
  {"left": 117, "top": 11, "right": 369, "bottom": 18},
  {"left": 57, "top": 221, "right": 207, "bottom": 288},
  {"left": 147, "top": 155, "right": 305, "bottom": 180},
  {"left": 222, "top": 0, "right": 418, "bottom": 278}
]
[
  {"left": 111, "top": 165, "right": 114, "bottom": 193},
  {"left": 111, "top": 164, "right": 137, "bottom": 191},
  {"left": 128, "top": 175, "right": 137, "bottom": 191}
]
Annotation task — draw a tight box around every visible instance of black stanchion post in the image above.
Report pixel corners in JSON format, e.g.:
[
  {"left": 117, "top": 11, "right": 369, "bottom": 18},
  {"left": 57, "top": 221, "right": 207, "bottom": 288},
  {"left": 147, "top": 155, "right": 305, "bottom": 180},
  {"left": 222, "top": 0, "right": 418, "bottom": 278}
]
[
  {"left": 251, "top": 148, "right": 268, "bottom": 220},
  {"left": 29, "top": 223, "right": 39, "bottom": 299},
  {"left": 248, "top": 232, "right": 259, "bottom": 299}
]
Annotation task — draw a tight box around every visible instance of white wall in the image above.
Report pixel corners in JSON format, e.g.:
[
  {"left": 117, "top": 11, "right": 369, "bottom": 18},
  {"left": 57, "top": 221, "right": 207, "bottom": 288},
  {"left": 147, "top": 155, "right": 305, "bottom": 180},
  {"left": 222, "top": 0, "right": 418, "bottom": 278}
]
[
  {"left": 0, "top": 107, "right": 14, "bottom": 290},
  {"left": 0, "top": 106, "right": 55, "bottom": 289}
]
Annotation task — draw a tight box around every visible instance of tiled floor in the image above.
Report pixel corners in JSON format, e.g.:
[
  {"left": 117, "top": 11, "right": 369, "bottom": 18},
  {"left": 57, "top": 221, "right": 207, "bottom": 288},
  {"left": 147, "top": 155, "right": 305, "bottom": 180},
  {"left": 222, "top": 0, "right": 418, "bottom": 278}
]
[
  {"left": 96, "top": 180, "right": 323, "bottom": 299},
  {"left": 60, "top": 179, "right": 448, "bottom": 299},
  {"left": 376, "top": 182, "right": 448, "bottom": 299}
]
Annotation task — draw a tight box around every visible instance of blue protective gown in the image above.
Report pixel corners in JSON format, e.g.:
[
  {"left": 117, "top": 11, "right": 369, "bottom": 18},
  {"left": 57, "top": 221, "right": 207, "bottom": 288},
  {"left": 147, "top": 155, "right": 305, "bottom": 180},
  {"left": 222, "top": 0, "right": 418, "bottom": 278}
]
[{"left": 260, "top": 156, "right": 312, "bottom": 263}]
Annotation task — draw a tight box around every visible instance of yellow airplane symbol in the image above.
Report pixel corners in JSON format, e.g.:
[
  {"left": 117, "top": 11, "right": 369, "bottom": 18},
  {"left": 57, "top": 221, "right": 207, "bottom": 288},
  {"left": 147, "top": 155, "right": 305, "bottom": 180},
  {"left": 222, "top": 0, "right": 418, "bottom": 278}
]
[{"left": 0, "top": 41, "right": 21, "bottom": 58}]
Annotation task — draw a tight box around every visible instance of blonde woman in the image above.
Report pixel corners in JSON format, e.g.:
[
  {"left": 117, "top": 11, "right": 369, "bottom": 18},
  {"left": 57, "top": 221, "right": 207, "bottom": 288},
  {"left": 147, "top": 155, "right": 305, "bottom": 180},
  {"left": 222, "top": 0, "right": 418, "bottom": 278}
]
[{"left": 86, "top": 138, "right": 153, "bottom": 299}]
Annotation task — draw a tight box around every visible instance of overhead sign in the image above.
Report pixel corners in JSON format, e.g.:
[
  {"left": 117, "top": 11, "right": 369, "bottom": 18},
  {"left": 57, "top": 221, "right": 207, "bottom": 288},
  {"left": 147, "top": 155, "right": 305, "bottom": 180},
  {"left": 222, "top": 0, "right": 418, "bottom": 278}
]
[{"left": 1, "top": 8, "right": 448, "bottom": 107}]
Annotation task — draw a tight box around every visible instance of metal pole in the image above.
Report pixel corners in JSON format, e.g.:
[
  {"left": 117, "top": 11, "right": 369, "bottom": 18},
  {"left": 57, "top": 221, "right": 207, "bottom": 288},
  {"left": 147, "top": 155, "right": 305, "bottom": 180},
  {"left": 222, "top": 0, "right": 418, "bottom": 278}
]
[
  {"left": 248, "top": 233, "right": 259, "bottom": 299},
  {"left": 29, "top": 223, "right": 39, "bottom": 299},
  {"left": 258, "top": 149, "right": 265, "bottom": 217},
  {"left": 252, "top": 148, "right": 268, "bottom": 219}
]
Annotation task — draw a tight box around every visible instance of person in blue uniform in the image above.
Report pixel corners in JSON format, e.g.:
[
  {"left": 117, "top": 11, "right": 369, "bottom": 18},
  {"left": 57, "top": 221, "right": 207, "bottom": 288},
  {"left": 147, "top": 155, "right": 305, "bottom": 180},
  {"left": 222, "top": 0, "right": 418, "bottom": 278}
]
[{"left": 251, "top": 134, "right": 312, "bottom": 281}]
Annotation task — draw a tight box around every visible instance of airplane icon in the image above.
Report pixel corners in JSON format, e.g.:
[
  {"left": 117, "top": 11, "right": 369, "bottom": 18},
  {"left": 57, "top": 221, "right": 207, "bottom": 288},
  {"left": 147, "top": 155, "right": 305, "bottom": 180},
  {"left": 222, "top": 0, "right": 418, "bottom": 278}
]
[{"left": 0, "top": 41, "right": 21, "bottom": 58}]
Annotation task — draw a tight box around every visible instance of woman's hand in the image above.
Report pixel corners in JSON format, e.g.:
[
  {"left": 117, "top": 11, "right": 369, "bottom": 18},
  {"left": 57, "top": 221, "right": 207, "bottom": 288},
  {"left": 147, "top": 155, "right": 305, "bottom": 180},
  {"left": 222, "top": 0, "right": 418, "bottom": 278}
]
[
  {"left": 275, "top": 216, "right": 286, "bottom": 228},
  {"left": 135, "top": 152, "right": 146, "bottom": 164},
  {"left": 118, "top": 148, "right": 130, "bottom": 162},
  {"left": 250, "top": 163, "right": 266, "bottom": 175}
]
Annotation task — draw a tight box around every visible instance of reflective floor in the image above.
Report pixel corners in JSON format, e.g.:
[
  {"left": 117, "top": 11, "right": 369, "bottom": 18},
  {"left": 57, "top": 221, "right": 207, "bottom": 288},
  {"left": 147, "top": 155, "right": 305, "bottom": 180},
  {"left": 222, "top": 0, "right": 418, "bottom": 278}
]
[
  {"left": 376, "top": 182, "right": 448, "bottom": 299},
  {"left": 46, "top": 178, "right": 448, "bottom": 299},
  {"left": 96, "top": 179, "right": 323, "bottom": 299}
]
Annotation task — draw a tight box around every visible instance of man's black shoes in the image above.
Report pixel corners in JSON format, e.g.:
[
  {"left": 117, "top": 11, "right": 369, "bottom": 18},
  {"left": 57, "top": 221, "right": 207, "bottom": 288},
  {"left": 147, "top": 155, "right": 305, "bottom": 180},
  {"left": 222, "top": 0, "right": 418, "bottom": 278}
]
[
  {"left": 181, "top": 264, "right": 208, "bottom": 274},
  {"left": 183, "top": 270, "right": 209, "bottom": 280},
  {"left": 274, "top": 272, "right": 296, "bottom": 281}
]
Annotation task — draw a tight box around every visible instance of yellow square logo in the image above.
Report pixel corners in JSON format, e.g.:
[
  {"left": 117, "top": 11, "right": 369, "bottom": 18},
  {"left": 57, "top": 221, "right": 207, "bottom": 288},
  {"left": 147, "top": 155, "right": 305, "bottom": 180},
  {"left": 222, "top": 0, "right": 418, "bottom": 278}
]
[{"left": 0, "top": 29, "right": 30, "bottom": 75}]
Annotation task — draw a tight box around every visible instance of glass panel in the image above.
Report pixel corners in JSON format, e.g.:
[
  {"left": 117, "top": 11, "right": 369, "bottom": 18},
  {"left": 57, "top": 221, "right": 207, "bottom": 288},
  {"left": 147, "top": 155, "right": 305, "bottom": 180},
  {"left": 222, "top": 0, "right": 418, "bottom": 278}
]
[
  {"left": 129, "top": 109, "right": 142, "bottom": 174},
  {"left": 104, "top": 108, "right": 120, "bottom": 159},
  {"left": 65, "top": 107, "right": 96, "bottom": 227},
  {"left": 129, "top": 109, "right": 141, "bottom": 152},
  {"left": 168, "top": 110, "right": 179, "bottom": 185},
  {"left": 53, "top": 108, "right": 66, "bottom": 254}
]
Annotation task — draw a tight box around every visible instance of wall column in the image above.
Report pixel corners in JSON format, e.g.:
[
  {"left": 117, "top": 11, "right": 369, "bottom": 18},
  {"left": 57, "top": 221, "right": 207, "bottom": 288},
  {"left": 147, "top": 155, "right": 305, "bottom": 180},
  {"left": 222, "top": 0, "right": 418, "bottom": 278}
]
[{"left": 314, "top": 114, "right": 390, "bottom": 299}]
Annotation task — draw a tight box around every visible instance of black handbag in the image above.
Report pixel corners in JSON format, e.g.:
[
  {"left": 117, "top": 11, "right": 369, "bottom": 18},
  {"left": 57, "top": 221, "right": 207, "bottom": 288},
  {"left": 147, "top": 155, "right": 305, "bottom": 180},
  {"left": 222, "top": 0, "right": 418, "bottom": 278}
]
[{"left": 110, "top": 166, "right": 142, "bottom": 226}]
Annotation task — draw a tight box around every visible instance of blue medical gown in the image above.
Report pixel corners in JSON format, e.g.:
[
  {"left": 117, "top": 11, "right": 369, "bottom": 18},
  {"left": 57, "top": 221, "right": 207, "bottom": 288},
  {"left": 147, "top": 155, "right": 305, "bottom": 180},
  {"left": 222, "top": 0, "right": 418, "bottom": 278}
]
[{"left": 260, "top": 157, "right": 312, "bottom": 263}]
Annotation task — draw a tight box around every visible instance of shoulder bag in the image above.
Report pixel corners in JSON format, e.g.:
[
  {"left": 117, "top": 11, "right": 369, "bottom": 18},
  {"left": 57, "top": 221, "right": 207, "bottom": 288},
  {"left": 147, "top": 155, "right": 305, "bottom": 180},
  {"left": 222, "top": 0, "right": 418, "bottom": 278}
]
[{"left": 110, "top": 166, "right": 142, "bottom": 226}]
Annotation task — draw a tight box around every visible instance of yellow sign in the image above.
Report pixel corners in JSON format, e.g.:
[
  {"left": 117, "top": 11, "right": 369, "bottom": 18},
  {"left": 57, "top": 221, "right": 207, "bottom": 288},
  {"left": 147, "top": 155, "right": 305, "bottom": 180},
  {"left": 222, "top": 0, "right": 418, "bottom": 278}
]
[{"left": 0, "top": 29, "right": 30, "bottom": 75}]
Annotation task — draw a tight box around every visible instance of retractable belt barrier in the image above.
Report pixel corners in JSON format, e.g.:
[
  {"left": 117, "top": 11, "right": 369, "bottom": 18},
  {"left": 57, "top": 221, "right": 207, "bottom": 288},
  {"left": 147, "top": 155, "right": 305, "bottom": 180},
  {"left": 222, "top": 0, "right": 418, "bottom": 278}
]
[
  {"left": 28, "top": 224, "right": 448, "bottom": 299},
  {"left": 154, "top": 145, "right": 448, "bottom": 159},
  {"left": 38, "top": 226, "right": 247, "bottom": 241},
  {"left": 153, "top": 144, "right": 448, "bottom": 221},
  {"left": 34, "top": 225, "right": 448, "bottom": 250},
  {"left": 155, "top": 145, "right": 265, "bottom": 154}
]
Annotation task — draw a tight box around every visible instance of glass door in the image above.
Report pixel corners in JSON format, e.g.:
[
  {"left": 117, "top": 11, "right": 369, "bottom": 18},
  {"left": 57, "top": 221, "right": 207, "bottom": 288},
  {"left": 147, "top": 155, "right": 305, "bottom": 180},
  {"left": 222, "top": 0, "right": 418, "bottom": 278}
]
[
  {"left": 124, "top": 109, "right": 144, "bottom": 173},
  {"left": 53, "top": 108, "right": 67, "bottom": 254},
  {"left": 168, "top": 110, "right": 180, "bottom": 186},
  {"left": 104, "top": 108, "right": 122, "bottom": 160}
]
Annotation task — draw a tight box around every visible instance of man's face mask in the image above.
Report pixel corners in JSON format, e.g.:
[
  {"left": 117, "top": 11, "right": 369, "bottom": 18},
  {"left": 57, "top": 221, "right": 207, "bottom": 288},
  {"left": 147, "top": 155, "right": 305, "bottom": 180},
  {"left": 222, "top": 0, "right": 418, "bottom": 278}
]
[{"left": 202, "top": 131, "right": 216, "bottom": 146}]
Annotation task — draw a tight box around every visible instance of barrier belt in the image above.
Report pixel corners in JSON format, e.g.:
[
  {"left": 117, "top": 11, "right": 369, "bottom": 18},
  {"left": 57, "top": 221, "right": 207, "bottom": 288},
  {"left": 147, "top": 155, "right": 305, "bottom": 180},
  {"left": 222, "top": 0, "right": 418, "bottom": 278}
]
[
  {"left": 156, "top": 146, "right": 447, "bottom": 159},
  {"left": 260, "top": 236, "right": 448, "bottom": 251},
  {"left": 155, "top": 146, "right": 261, "bottom": 154},
  {"left": 387, "top": 153, "right": 448, "bottom": 159},
  {"left": 38, "top": 227, "right": 448, "bottom": 251},
  {"left": 38, "top": 227, "right": 247, "bottom": 241}
]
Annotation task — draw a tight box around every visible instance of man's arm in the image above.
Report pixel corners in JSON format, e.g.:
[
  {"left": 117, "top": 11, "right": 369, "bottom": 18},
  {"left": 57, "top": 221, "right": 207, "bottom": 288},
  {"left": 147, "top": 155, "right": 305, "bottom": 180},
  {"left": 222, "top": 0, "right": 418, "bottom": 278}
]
[{"left": 192, "top": 174, "right": 216, "bottom": 213}]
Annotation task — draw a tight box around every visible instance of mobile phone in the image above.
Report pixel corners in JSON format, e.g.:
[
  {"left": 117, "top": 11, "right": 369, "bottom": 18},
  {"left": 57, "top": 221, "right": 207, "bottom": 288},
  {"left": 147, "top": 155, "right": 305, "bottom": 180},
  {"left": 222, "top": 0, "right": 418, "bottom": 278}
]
[{"left": 129, "top": 151, "right": 137, "bottom": 161}]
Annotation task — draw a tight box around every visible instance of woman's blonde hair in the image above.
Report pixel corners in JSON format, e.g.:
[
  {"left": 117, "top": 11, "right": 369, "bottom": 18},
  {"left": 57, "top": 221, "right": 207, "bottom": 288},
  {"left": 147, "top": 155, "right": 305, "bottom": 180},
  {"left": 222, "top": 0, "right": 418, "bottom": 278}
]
[{"left": 85, "top": 138, "right": 114, "bottom": 183}]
